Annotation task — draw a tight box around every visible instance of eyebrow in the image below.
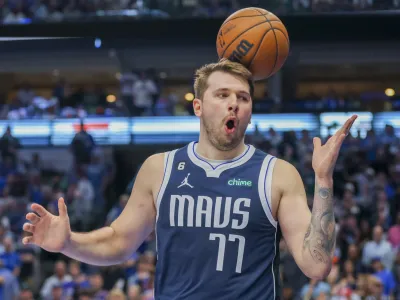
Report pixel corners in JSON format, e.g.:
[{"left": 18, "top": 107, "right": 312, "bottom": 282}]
[{"left": 214, "top": 88, "right": 251, "bottom": 96}]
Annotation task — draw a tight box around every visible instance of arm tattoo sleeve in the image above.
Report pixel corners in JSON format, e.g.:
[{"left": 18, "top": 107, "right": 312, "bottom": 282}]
[{"left": 303, "top": 184, "right": 336, "bottom": 265}]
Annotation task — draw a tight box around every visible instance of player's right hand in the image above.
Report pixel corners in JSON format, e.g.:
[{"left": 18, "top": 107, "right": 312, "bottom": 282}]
[{"left": 22, "top": 197, "right": 71, "bottom": 253}]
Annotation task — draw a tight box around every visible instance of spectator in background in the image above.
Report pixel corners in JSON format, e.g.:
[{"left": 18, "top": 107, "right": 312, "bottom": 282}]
[
  {"left": 107, "top": 289, "right": 127, "bottom": 300},
  {"left": 366, "top": 275, "right": 385, "bottom": 299},
  {"left": 146, "top": 68, "right": 161, "bottom": 116},
  {"left": 0, "top": 225, "right": 14, "bottom": 254},
  {"left": 132, "top": 71, "right": 157, "bottom": 116},
  {"left": 87, "top": 149, "right": 113, "bottom": 224},
  {"left": 370, "top": 257, "right": 396, "bottom": 297},
  {"left": 0, "top": 236, "right": 21, "bottom": 277},
  {"left": 127, "top": 255, "right": 154, "bottom": 300},
  {"left": 45, "top": 284, "right": 61, "bottom": 300},
  {"left": 18, "top": 288, "right": 34, "bottom": 300},
  {"left": 362, "top": 225, "right": 394, "bottom": 270},
  {"left": 42, "top": 0, "right": 64, "bottom": 22},
  {"left": 0, "top": 264, "right": 20, "bottom": 299},
  {"left": 16, "top": 84, "right": 35, "bottom": 108},
  {"left": 69, "top": 167, "right": 95, "bottom": 231},
  {"left": 347, "top": 244, "right": 364, "bottom": 275},
  {"left": 0, "top": 126, "right": 21, "bottom": 167},
  {"left": 119, "top": 70, "right": 138, "bottom": 116},
  {"left": 0, "top": 156, "right": 16, "bottom": 179},
  {"left": 70, "top": 121, "right": 95, "bottom": 165},
  {"left": 267, "top": 128, "right": 282, "bottom": 148},
  {"left": 337, "top": 214, "right": 360, "bottom": 262},
  {"left": 381, "top": 125, "right": 398, "bottom": 146},
  {"left": 279, "top": 239, "right": 308, "bottom": 299},
  {"left": 68, "top": 260, "right": 90, "bottom": 295},
  {"left": 105, "top": 194, "right": 129, "bottom": 226},
  {"left": 40, "top": 261, "right": 73, "bottom": 300},
  {"left": 15, "top": 231, "right": 39, "bottom": 288},
  {"left": 26, "top": 153, "right": 43, "bottom": 176},
  {"left": 85, "top": 270, "right": 108, "bottom": 299},
  {"left": 300, "top": 278, "right": 331, "bottom": 299},
  {"left": 31, "top": 0, "right": 50, "bottom": 20},
  {"left": 3, "top": 1, "right": 27, "bottom": 24},
  {"left": 28, "top": 171, "right": 44, "bottom": 205}
]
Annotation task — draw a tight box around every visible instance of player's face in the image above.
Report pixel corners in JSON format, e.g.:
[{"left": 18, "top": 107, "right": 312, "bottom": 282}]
[{"left": 195, "top": 71, "right": 252, "bottom": 151}]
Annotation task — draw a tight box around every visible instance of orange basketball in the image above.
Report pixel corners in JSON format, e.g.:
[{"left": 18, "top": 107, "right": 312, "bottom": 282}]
[{"left": 216, "top": 7, "right": 290, "bottom": 81}]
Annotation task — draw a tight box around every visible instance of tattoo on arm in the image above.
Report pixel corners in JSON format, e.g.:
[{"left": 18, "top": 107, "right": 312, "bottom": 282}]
[{"left": 303, "top": 185, "right": 336, "bottom": 265}]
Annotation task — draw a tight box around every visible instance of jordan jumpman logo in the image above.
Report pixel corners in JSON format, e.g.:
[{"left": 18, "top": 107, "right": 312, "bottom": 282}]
[{"left": 178, "top": 173, "right": 194, "bottom": 188}]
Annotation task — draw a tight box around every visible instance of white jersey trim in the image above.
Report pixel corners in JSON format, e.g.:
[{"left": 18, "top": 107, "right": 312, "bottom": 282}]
[
  {"left": 272, "top": 226, "right": 277, "bottom": 300},
  {"left": 187, "top": 141, "right": 255, "bottom": 178},
  {"left": 257, "top": 155, "right": 278, "bottom": 228},
  {"left": 155, "top": 150, "right": 177, "bottom": 215},
  {"left": 155, "top": 150, "right": 177, "bottom": 257}
]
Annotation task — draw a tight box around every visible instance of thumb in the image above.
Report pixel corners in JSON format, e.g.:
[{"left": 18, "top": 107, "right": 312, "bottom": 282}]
[
  {"left": 313, "top": 137, "right": 322, "bottom": 149},
  {"left": 58, "top": 198, "right": 68, "bottom": 218}
]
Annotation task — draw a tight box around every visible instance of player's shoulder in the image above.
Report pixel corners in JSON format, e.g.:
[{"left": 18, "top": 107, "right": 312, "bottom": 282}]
[
  {"left": 143, "top": 144, "right": 188, "bottom": 171},
  {"left": 145, "top": 152, "right": 165, "bottom": 168},
  {"left": 271, "top": 158, "right": 303, "bottom": 194},
  {"left": 274, "top": 157, "right": 298, "bottom": 172}
]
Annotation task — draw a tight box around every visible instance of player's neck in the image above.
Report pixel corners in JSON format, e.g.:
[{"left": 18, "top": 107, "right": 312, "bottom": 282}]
[{"left": 196, "top": 138, "right": 247, "bottom": 161}]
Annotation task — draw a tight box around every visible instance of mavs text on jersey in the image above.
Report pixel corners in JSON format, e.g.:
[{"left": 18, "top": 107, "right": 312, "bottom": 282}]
[{"left": 155, "top": 142, "right": 282, "bottom": 300}]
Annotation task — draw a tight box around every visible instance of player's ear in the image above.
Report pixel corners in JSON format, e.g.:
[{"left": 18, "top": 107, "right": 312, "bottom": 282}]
[{"left": 193, "top": 98, "right": 202, "bottom": 117}]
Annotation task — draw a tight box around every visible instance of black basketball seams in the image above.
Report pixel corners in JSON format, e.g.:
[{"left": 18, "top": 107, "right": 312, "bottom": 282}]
[
  {"left": 220, "top": 21, "right": 269, "bottom": 58},
  {"left": 271, "top": 28, "right": 290, "bottom": 45},
  {"left": 247, "top": 25, "right": 273, "bottom": 70},
  {"left": 221, "top": 13, "right": 270, "bottom": 26},
  {"left": 254, "top": 8, "right": 279, "bottom": 78},
  {"left": 257, "top": 14, "right": 289, "bottom": 46}
]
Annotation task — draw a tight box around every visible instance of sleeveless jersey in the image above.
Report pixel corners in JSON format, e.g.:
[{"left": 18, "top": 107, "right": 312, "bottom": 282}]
[{"left": 154, "top": 142, "right": 282, "bottom": 300}]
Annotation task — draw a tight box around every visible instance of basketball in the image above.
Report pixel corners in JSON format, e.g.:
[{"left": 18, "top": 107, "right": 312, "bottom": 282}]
[{"left": 216, "top": 7, "right": 290, "bottom": 81}]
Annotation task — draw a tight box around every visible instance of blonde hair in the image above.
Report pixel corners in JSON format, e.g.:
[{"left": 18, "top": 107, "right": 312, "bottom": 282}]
[{"left": 194, "top": 58, "right": 254, "bottom": 100}]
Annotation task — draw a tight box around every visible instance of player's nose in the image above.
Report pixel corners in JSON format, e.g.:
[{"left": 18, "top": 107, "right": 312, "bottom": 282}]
[{"left": 228, "top": 96, "right": 239, "bottom": 113}]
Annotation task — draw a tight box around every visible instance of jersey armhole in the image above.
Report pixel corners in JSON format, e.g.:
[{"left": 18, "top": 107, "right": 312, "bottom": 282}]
[
  {"left": 257, "top": 155, "right": 278, "bottom": 228},
  {"left": 155, "top": 150, "right": 177, "bottom": 215}
]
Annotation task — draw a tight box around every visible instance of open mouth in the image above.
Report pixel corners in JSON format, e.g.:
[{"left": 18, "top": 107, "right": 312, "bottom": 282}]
[{"left": 225, "top": 118, "right": 237, "bottom": 134}]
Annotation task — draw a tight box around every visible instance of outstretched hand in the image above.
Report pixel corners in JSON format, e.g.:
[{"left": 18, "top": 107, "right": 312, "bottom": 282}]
[
  {"left": 22, "top": 198, "right": 71, "bottom": 253},
  {"left": 312, "top": 115, "right": 358, "bottom": 180}
]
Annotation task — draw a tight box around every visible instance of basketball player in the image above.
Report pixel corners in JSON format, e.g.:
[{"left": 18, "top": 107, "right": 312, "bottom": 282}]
[{"left": 22, "top": 59, "right": 357, "bottom": 299}]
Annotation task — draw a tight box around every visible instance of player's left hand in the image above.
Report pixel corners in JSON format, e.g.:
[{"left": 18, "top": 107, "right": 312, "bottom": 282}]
[{"left": 312, "top": 115, "right": 358, "bottom": 180}]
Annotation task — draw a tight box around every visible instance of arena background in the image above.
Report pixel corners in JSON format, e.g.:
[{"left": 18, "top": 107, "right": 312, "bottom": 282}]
[{"left": 0, "top": 1, "right": 399, "bottom": 299}]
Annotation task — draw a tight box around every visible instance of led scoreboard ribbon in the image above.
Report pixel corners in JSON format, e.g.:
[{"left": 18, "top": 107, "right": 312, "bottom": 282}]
[{"left": 0, "top": 112, "right": 397, "bottom": 146}]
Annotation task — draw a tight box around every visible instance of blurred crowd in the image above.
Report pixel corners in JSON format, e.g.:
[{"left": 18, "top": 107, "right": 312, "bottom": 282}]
[
  {"left": 119, "top": 69, "right": 194, "bottom": 117},
  {"left": 3, "top": 71, "right": 394, "bottom": 120},
  {"left": 0, "top": 115, "right": 398, "bottom": 298},
  {"left": 0, "top": 122, "right": 160, "bottom": 300},
  {"left": 2, "top": 69, "right": 192, "bottom": 121},
  {"left": 1, "top": 79, "right": 129, "bottom": 120},
  {"left": 1, "top": 0, "right": 399, "bottom": 24},
  {"left": 246, "top": 124, "right": 400, "bottom": 299}
]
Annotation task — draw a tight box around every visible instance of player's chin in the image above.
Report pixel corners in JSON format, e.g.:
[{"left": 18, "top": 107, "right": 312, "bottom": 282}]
[{"left": 221, "top": 133, "right": 242, "bottom": 147}]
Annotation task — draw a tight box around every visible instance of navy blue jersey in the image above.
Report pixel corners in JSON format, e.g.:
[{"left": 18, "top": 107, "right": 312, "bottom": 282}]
[{"left": 154, "top": 142, "right": 282, "bottom": 300}]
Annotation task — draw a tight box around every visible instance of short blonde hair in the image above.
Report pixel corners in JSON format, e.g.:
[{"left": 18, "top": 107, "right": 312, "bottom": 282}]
[{"left": 194, "top": 58, "right": 254, "bottom": 100}]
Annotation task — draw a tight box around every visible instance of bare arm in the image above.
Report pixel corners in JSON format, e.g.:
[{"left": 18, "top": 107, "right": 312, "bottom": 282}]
[
  {"left": 277, "top": 115, "right": 356, "bottom": 279},
  {"left": 62, "top": 153, "right": 164, "bottom": 265},
  {"left": 303, "top": 178, "right": 335, "bottom": 269},
  {"left": 24, "top": 153, "right": 164, "bottom": 266},
  {"left": 276, "top": 160, "right": 334, "bottom": 279}
]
